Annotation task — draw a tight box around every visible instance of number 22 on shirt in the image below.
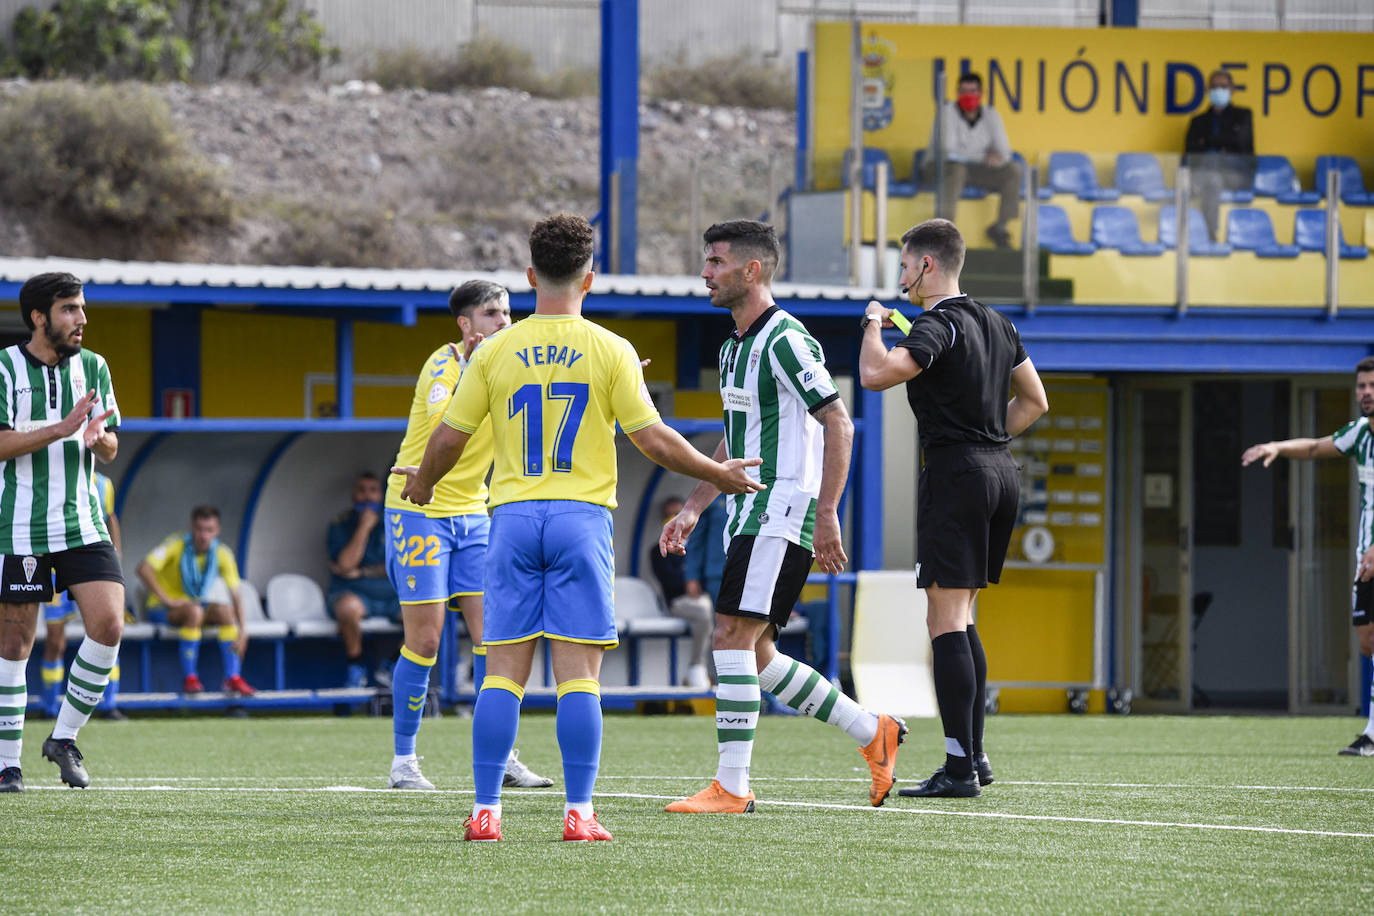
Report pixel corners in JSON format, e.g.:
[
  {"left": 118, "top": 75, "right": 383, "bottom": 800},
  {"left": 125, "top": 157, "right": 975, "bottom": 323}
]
[{"left": 509, "top": 382, "right": 589, "bottom": 476}]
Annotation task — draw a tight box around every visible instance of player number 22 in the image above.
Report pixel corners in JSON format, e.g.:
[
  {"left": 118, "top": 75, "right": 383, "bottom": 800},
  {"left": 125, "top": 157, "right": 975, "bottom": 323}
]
[
  {"left": 509, "top": 382, "right": 589, "bottom": 476},
  {"left": 404, "top": 535, "right": 441, "bottom": 567}
]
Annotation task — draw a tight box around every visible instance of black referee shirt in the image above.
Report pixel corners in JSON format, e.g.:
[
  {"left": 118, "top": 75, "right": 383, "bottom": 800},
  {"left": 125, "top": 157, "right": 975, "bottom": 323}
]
[{"left": 896, "top": 294, "right": 1028, "bottom": 451}]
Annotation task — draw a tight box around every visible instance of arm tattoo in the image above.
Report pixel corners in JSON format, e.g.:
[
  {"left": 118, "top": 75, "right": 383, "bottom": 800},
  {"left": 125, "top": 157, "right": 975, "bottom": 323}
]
[{"left": 812, "top": 400, "right": 845, "bottom": 424}]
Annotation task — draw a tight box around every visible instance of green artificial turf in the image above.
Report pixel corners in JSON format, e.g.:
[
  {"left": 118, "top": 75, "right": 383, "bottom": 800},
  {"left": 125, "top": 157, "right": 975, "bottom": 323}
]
[{"left": 2, "top": 712, "right": 1370, "bottom": 914}]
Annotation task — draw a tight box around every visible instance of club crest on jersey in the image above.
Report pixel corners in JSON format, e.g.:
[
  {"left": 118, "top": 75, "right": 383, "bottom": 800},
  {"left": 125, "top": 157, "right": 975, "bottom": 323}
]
[
  {"left": 759, "top": 513, "right": 769, "bottom": 524},
  {"left": 21, "top": 556, "right": 36, "bottom": 582},
  {"left": 750, "top": 349, "right": 761, "bottom": 371},
  {"left": 406, "top": 575, "right": 416, "bottom": 591}
]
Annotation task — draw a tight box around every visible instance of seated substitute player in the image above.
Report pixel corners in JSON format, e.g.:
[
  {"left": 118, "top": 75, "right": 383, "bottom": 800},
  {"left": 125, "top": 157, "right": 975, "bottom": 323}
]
[
  {"left": 0, "top": 271, "right": 126, "bottom": 792},
  {"left": 395, "top": 212, "right": 764, "bottom": 842},
  {"left": 1242, "top": 355, "right": 1374, "bottom": 758},
  {"left": 327, "top": 471, "right": 401, "bottom": 688},
  {"left": 137, "top": 505, "right": 256, "bottom": 696},
  {"left": 859, "top": 218, "right": 1048, "bottom": 798},
  {"left": 659, "top": 219, "right": 909, "bottom": 814},
  {"left": 41, "top": 470, "right": 126, "bottom": 720},
  {"left": 382, "top": 278, "right": 551, "bottom": 792}
]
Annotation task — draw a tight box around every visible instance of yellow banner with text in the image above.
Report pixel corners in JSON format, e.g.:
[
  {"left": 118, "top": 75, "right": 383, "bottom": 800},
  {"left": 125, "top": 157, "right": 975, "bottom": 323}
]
[{"left": 813, "top": 22, "right": 1374, "bottom": 189}]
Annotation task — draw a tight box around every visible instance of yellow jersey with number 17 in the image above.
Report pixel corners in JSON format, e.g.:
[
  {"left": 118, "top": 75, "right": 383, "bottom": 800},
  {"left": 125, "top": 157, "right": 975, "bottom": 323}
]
[
  {"left": 442, "top": 314, "right": 659, "bottom": 510},
  {"left": 385, "top": 342, "right": 494, "bottom": 518}
]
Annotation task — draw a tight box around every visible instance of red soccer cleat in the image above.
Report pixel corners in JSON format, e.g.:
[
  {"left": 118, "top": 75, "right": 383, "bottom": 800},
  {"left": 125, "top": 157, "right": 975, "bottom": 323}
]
[
  {"left": 182, "top": 674, "right": 205, "bottom": 694},
  {"left": 222, "top": 674, "right": 256, "bottom": 697},
  {"left": 463, "top": 810, "right": 502, "bottom": 842},
  {"left": 562, "top": 810, "right": 612, "bottom": 842}
]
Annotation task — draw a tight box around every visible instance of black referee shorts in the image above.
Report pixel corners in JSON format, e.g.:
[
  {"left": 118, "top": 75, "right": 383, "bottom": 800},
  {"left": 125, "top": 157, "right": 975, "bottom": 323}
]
[
  {"left": 0, "top": 542, "right": 124, "bottom": 604},
  {"left": 916, "top": 446, "right": 1020, "bottom": 590}
]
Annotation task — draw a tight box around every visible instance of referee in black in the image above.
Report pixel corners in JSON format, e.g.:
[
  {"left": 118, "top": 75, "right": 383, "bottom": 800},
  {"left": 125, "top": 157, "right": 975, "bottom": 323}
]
[{"left": 858, "top": 218, "right": 1048, "bottom": 798}]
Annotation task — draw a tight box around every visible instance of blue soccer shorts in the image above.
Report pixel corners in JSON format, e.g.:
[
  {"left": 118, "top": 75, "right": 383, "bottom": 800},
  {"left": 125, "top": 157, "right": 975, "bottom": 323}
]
[
  {"left": 385, "top": 509, "right": 490, "bottom": 606},
  {"left": 483, "top": 500, "right": 617, "bottom": 647},
  {"left": 43, "top": 589, "right": 76, "bottom": 625}
]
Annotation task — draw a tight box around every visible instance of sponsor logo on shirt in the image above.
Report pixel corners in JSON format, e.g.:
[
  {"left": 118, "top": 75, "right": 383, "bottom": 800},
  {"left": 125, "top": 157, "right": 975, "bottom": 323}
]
[
  {"left": 721, "top": 387, "right": 755, "bottom": 412},
  {"left": 801, "top": 369, "right": 819, "bottom": 389}
]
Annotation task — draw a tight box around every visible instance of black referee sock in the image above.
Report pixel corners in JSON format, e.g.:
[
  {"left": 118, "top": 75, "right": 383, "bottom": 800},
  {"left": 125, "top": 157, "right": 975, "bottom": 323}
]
[
  {"left": 967, "top": 624, "right": 988, "bottom": 756},
  {"left": 931, "top": 631, "right": 975, "bottom": 780}
]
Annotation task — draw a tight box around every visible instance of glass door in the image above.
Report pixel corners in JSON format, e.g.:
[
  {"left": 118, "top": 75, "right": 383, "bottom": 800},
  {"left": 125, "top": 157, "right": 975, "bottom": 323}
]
[
  {"left": 1130, "top": 383, "right": 1193, "bottom": 712},
  {"left": 1291, "top": 383, "right": 1356, "bottom": 712}
]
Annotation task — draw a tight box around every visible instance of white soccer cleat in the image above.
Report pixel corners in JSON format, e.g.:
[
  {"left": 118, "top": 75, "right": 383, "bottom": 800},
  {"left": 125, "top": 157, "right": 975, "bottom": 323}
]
[
  {"left": 685, "top": 664, "right": 711, "bottom": 689},
  {"left": 503, "top": 749, "right": 553, "bottom": 788},
  {"left": 389, "top": 756, "right": 435, "bottom": 790}
]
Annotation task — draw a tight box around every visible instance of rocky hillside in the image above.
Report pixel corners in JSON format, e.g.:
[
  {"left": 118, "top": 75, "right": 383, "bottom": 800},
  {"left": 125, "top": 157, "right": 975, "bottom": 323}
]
[{"left": 0, "top": 79, "right": 796, "bottom": 276}]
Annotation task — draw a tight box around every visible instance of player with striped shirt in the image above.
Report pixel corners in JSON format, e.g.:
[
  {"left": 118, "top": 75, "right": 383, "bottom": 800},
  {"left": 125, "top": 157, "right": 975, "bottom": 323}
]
[
  {"left": 660, "top": 220, "right": 908, "bottom": 814},
  {"left": 1243, "top": 355, "right": 1374, "bottom": 758},
  {"left": 395, "top": 213, "right": 763, "bottom": 841},
  {"left": 0, "top": 273, "right": 124, "bottom": 792}
]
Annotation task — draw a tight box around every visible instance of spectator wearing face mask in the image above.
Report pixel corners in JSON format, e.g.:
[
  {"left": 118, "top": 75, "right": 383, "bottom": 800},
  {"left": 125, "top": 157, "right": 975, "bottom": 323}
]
[
  {"left": 1184, "top": 69, "right": 1256, "bottom": 241},
  {"left": 921, "top": 71, "right": 1021, "bottom": 249}
]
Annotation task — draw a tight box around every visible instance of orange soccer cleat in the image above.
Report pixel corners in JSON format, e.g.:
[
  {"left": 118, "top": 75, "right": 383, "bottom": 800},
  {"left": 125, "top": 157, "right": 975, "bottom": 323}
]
[
  {"left": 860, "top": 713, "right": 909, "bottom": 807},
  {"left": 562, "top": 810, "right": 613, "bottom": 841},
  {"left": 463, "top": 810, "right": 502, "bottom": 842},
  {"left": 664, "top": 779, "right": 756, "bottom": 813}
]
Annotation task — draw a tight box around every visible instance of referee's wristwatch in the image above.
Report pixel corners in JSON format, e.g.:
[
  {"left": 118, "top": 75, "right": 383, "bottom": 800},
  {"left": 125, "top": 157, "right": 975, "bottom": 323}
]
[{"left": 859, "top": 312, "right": 879, "bottom": 331}]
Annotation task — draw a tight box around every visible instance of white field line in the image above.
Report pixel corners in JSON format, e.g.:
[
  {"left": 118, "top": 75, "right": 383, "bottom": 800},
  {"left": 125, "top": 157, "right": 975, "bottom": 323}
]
[
  {"left": 92, "top": 774, "right": 1374, "bottom": 795},
  {"left": 21, "top": 781, "right": 1374, "bottom": 841}
]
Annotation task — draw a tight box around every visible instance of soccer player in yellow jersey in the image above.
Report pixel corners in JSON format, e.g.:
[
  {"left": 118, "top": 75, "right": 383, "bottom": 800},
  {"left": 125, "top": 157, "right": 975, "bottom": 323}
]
[
  {"left": 138, "top": 505, "right": 255, "bottom": 697},
  {"left": 382, "top": 279, "right": 550, "bottom": 791},
  {"left": 395, "top": 213, "right": 763, "bottom": 842}
]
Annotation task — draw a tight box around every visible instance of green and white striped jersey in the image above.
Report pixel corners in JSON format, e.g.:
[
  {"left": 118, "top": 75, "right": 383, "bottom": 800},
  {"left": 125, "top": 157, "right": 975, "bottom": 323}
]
[
  {"left": 717, "top": 306, "right": 839, "bottom": 551},
  {"left": 1333, "top": 415, "right": 1374, "bottom": 556},
  {"left": 0, "top": 345, "right": 119, "bottom": 555}
]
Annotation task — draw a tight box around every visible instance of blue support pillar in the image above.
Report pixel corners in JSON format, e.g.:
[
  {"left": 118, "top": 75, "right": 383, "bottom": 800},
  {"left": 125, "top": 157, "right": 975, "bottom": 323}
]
[
  {"left": 599, "top": 0, "right": 639, "bottom": 274},
  {"left": 857, "top": 385, "right": 884, "bottom": 571},
  {"left": 335, "top": 318, "right": 354, "bottom": 419},
  {"left": 151, "top": 305, "right": 201, "bottom": 417},
  {"left": 1110, "top": 0, "right": 1138, "bottom": 26}
]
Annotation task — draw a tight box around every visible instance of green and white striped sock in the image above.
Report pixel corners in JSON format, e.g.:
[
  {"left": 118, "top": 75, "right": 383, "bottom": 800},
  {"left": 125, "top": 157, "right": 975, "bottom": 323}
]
[
  {"left": 53, "top": 637, "right": 118, "bottom": 741},
  {"left": 0, "top": 657, "right": 25, "bottom": 769},
  {"left": 713, "top": 649, "right": 759, "bottom": 796},
  {"left": 760, "top": 653, "right": 878, "bottom": 746}
]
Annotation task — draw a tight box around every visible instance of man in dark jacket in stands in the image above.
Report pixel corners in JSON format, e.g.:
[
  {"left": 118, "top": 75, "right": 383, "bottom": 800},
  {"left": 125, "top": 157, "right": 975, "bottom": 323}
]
[{"left": 1184, "top": 69, "right": 1255, "bottom": 241}]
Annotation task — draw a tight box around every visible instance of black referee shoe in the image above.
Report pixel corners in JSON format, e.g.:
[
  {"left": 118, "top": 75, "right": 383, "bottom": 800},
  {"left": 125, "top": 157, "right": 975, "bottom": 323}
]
[
  {"left": 1338, "top": 733, "right": 1374, "bottom": 757},
  {"left": 974, "top": 751, "right": 994, "bottom": 786},
  {"left": 0, "top": 766, "right": 24, "bottom": 792},
  {"left": 41, "top": 735, "right": 90, "bottom": 788},
  {"left": 898, "top": 767, "right": 981, "bottom": 799}
]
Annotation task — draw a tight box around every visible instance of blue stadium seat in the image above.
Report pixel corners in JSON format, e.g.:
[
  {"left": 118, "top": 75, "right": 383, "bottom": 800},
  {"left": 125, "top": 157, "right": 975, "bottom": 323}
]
[
  {"left": 1114, "top": 153, "right": 1173, "bottom": 201},
  {"left": 1314, "top": 156, "right": 1373, "bottom": 205},
  {"left": 1225, "top": 208, "right": 1300, "bottom": 258},
  {"left": 841, "top": 148, "right": 917, "bottom": 197},
  {"left": 1037, "top": 204, "right": 1096, "bottom": 255},
  {"left": 1044, "top": 152, "right": 1120, "bottom": 201},
  {"left": 1158, "top": 205, "right": 1232, "bottom": 256},
  {"left": 1091, "top": 206, "right": 1166, "bottom": 256},
  {"left": 1252, "top": 155, "right": 1321, "bottom": 204},
  {"left": 1292, "top": 210, "right": 1369, "bottom": 259}
]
